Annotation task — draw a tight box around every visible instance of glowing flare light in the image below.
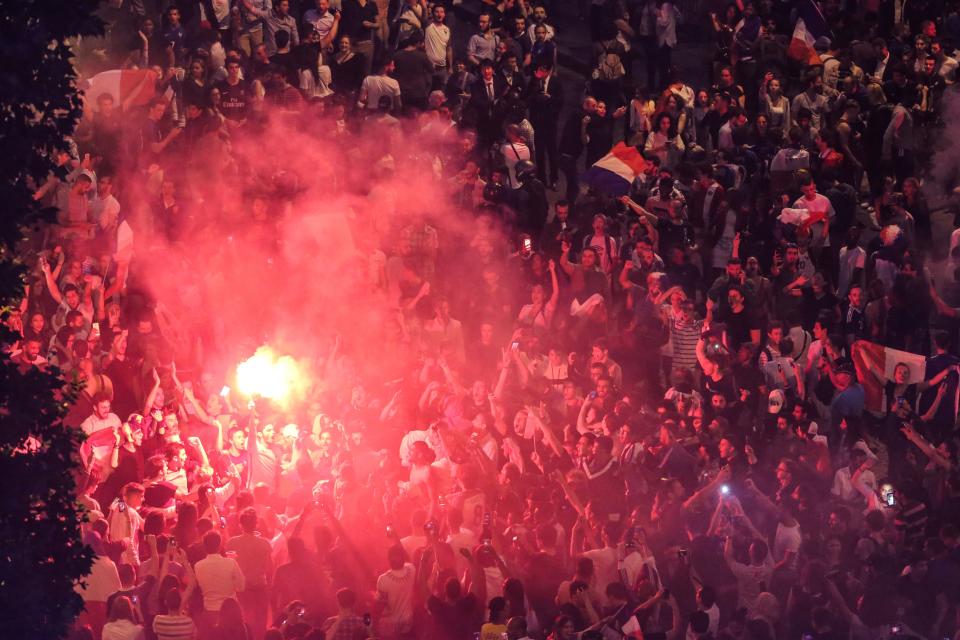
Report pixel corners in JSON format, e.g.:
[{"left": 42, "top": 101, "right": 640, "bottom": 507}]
[{"left": 235, "top": 347, "right": 301, "bottom": 403}]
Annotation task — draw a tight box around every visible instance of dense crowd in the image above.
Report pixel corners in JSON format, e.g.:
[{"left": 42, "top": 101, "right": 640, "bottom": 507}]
[{"left": 7, "top": 0, "right": 960, "bottom": 639}]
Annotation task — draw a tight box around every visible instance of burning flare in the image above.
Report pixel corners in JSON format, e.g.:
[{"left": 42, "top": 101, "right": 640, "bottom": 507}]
[{"left": 235, "top": 346, "right": 302, "bottom": 404}]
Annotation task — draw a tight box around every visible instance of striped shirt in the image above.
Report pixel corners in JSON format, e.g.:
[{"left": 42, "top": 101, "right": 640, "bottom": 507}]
[
  {"left": 670, "top": 313, "right": 702, "bottom": 371},
  {"left": 152, "top": 614, "right": 197, "bottom": 640}
]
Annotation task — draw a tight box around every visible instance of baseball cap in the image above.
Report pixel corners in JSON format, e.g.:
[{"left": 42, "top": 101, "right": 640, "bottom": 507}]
[
  {"left": 834, "top": 358, "right": 856, "bottom": 376},
  {"left": 768, "top": 389, "right": 785, "bottom": 414}
]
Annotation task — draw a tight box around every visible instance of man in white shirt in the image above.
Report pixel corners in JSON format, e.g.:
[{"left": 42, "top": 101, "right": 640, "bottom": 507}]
[
  {"left": 304, "top": 0, "right": 340, "bottom": 49},
  {"left": 500, "top": 124, "right": 531, "bottom": 188},
  {"left": 872, "top": 37, "right": 891, "bottom": 83},
  {"left": 81, "top": 394, "right": 122, "bottom": 472},
  {"left": 195, "top": 531, "right": 246, "bottom": 632},
  {"left": 445, "top": 508, "right": 479, "bottom": 575},
  {"left": 525, "top": 4, "right": 555, "bottom": 43},
  {"left": 424, "top": 5, "right": 452, "bottom": 83},
  {"left": 792, "top": 172, "right": 835, "bottom": 250},
  {"left": 376, "top": 546, "right": 416, "bottom": 639},
  {"left": 832, "top": 447, "right": 877, "bottom": 503},
  {"left": 359, "top": 56, "right": 402, "bottom": 111},
  {"left": 91, "top": 175, "right": 120, "bottom": 236},
  {"left": 724, "top": 537, "right": 774, "bottom": 614},
  {"left": 107, "top": 482, "right": 145, "bottom": 567},
  {"left": 581, "top": 523, "right": 621, "bottom": 606}
]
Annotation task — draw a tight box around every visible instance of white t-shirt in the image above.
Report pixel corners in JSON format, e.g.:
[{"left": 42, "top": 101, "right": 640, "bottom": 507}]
[
  {"left": 424, "top": 23, "right": 451, "bottom": 67},
  {"left": 727, "top": 556, "right": 774, "bottom": 613},
  {"left": 582, "top": 546, "right": 618, "bottom": 604},
  {"left": 80, "top": 411, "right": 121, "bottom": 468},
  {"left": 360, "top": 74, "right": 401, "bottom": 110},
  {"left": 108, "top": 502, "right": 145, "bottom": 567},
  {"left": 620, "top": 549, "right": 660, "bottom": 592},
  {"left": 377, "top": 563, "right": 416, "bottom": 635},
  {"left": 774, "top": 522, "right": 802, "bottom": 570},
  {"left": 194, "top": 553, "right": 245, "bottom": 612},
  {"left": 792, "top": 193, "right": 836, "bottom": 248},
  {"left": 500, "top": 140, "right": 531, "bottom": 188},
  {"left": 76, "top": 555, "right": 122, "bottom": 602},
  {"left": 91, "top": 193, "right": 120, "bottom": 230},
  {"left": 831, "top": 466, "right": 877, "bottom": 503},
  {"left": 102, "top": 620, "right": 145, "bottom": 640}
]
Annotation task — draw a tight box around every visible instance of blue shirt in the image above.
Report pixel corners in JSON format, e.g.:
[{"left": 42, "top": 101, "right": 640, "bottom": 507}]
[{"left": 831, "top": 383, "right": 864, "bottom": 427}]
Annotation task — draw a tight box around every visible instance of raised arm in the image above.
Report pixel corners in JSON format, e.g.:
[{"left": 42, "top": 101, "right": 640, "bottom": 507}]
[
  {"left": 619, "top": 261, "right": 636, "bottom": 291},
  {"left": 182, "top": 385, "right": 214, "bottom": 425},
  {"left": 40, "top": 258, "right": 63, "bottom": 305},
  {"left": 918, "top": 364, "right": 959, "bottom": 392},
  {"left": 559, "top": 240, "right": 575, "bottom": 275},
  {"left": 682, "top": 465, "right": 730, "bottom": 511},
  {"left": 901, "top": 422, "right": 952, "bottom": 470},
  {"left": 547, "top": 259, "right": 560, "bottom": 308},
  {"left": 620, "top": 195, "right": 657, "bottom": 221},
  {"left": 142, "top": 368, "right": 161, "bottom": 416}
]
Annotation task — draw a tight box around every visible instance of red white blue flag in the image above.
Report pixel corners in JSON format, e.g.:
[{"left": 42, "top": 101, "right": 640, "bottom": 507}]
[{"left": 788, "top": 0, "right": 830, "bottom": 66}]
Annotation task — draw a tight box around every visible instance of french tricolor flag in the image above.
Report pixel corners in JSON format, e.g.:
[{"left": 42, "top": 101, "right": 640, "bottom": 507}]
[
  {"left": 83, "top": 69, "right": 159, "bottom": 111},
  {"left": 788, "top": 0, "right": 831, "bottom": 66},
  {"left": 851, "top": 340, "right": 926, "bottom": 414},
  {"left": 581, "top": 142, "right": 649, "bottom": 197}
]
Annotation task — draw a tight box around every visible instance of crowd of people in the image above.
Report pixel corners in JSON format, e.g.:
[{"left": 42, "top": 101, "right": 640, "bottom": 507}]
[{"left": 8, "top": 0, "right": 960, "bottom": 639}]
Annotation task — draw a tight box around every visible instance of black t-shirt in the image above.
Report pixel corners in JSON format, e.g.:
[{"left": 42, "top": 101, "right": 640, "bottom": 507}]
[
  {"left": 339, "top": 0, "right": 378, "bottom": 41},
  {"left": 216, "top": 79, "right": 250, "bottom": 121},
  {"left": 801, "top": 291, "right": 839, "bottom": 331},
  {"left": 717, "top": 305, "right": 761, "bottom": 351},
  {"left": 269, "top": 51, "right": 300, "bottom": 86},
  {"left": 656, "top": 218, "right": 694, "bottom": 255},
  {"left": 393, "top": 49, "right": 433, "bottom": 101},
  {"left": 559, "top": 110, "right": 586, "bottom": 156},
  {"left": 144, "top": 480, "right": 178, "bottom": 510},
  {"left": 138, "top": 116, "right": 164, "bottom": 164},
  {"left": 426, "top": 593, "right": 480, "bottom": 640}
]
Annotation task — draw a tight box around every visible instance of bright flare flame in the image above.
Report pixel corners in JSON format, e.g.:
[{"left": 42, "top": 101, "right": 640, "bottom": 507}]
[{"left": 236, "top": 346, "right": 301, "bottom": 403}]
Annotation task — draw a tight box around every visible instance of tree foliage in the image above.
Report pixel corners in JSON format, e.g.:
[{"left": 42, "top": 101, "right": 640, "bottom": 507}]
[{"left": 0, "top": 0, "right": 103, "bottom": 637}]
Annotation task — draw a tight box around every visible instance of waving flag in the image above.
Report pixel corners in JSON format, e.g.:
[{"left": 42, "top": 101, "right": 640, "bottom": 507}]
[
  {"left": 788, "top": 0, "right": 830, "bottom": 66},
  {"left": 851, "top": 340, "right": 926, "bottom": 413},
  {"left": 83, "top": 69, "right": 159, "bottom": 110},
  {"left": 581, "top": 142, "right": 649, "bottom": 197}
]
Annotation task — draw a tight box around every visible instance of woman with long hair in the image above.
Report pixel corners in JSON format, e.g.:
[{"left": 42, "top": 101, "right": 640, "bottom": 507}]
[
  {"left": 102, "top": 596, "right": 144, "bottom": 640},
  {"left": 503, "top": 578, "right": 539, "bottom": 636},
  {"left": 628, "top": 88, "right": 656, "bottom": 147},
  {"left": 211, "top": 598, "right": 251, "bottom": 640},
  {"left": 547, "top": 614, "right": 577, "bottom": 640},
  {"left": 644, "top": 112, "right": 684, "bottom": 171},
  {"left": 329, "top": 35, "right": 365, "bottom": 97},
  {"left": 180, "top": 58, "right": 209, "bottom": 112},
  {"left": 759, "top": 71, "right": 791, "bottom": 134},
  {"left": 480, "top": 596, "right": 509, "bottom": 640}
]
